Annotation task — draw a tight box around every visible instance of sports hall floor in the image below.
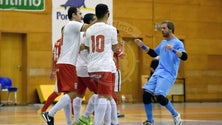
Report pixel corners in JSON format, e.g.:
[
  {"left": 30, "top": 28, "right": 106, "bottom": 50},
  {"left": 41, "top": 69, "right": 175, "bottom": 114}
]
[{"left": 0, "top": 102, "right": 222, "bottom": 125}]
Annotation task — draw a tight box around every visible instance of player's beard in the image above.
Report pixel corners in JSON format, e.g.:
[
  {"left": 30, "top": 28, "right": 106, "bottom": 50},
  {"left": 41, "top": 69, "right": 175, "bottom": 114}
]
[{"left": 162, "top": 32, "right": 169, "bottom": 38}]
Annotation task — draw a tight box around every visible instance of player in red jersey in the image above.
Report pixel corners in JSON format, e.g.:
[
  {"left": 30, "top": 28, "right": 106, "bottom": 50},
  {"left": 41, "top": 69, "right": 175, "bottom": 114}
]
[
  {"left": 113, "top": 29, "right": 125, "bottom": 118},
  {"left": 41, "top": 26, "right": 64, "bottom": 114}
]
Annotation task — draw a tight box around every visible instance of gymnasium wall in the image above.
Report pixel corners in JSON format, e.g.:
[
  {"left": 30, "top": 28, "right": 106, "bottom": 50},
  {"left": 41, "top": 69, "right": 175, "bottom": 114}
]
[
  {"left": 113, "top": 0, "right": 222, "bottom": 102},
  {"left": 0, "top": 0, "right": 221, "bottom": 103},
  {"left": 0, "top": 1, "right": 53, "bottom": 103}
]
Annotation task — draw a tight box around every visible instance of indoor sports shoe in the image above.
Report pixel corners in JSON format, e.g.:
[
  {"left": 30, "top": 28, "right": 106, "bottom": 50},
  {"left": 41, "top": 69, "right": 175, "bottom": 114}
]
[
  {"left": 142, "top": 120, "right": 153, "bottom": 125},
  {"left": 117, "top": 112, "right": 125, "bottom": 118},
  {"left": 79, "top": 116, "right": 92, "bottom": 125},
  {"left": 173, "top": 113, "right": 182, "bottom": 125},
  {"left": 73, "top": 122, "right": 86, "bottom": 125},
  {"left": 41, "top": 112, "right": 54, "bottom": 125},
  {"left": 41, "top": 112, "right": 48, "bottom": 122}
]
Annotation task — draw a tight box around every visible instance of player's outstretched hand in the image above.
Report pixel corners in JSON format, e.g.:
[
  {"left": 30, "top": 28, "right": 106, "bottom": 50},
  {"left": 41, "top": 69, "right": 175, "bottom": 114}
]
[{"left": 134, "top": 39, "right": 144, "bottom": 47}]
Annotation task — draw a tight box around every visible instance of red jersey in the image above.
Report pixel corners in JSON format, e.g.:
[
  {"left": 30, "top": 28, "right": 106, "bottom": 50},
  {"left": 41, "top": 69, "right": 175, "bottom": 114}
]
[
  {"left": 113, "top": 48, "right": 124, "bottom": 70},
  {"left": 52, "top": 38, "right": 62, "bottom": 71}
]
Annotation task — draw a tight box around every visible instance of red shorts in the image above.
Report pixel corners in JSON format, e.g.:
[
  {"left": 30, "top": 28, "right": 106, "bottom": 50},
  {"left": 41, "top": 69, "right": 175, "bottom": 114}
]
[
  {"left": 89, "top": 72, "right": 114, "bottom": 96},
  {"left": 77, "top": 77, "right": 97, "bottom": 95},
  {"left": 56, "top": 64, "right": 78, "bottom": 92}
]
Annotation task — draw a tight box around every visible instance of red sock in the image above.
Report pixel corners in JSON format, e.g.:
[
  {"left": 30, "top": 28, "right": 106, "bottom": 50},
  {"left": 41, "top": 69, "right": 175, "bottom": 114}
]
[{"left": 41, "top": 92, "right": 59, "bottom": 113}]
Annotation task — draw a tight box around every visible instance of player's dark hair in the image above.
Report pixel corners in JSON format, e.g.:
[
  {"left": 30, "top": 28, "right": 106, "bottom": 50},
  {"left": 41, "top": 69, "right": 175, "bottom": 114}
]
[
  {"left": 83, "top": 13, "right": 95, "bottom": 24},
  {"left": 117, "top": 29, "right": 119, "bottom": 34},
  {"left": 68, "top": 7, "right": 78, "bottom": 20},
  {"left": 95, "top": 4, "right": 109, "bottom": 19},
  {"left": 161, "top": 20, "right": 175, "bottom": 33}
]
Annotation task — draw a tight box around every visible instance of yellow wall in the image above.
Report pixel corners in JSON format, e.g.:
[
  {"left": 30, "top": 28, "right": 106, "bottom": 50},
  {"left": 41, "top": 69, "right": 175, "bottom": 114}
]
[
  {"left": 113, "top": 0, "right": 222, "bottom": 102},
  {"left": 0, "top": 0, "right": 222, "bottom": 103},
  {"left": 0, "top": 1, "right": 53, "bottom": 103}
]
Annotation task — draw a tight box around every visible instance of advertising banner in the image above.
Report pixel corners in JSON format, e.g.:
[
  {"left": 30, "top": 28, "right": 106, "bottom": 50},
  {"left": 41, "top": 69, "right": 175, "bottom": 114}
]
[
  {"left": 52, "top": 0, "right": 113, "bottom": 46},
  {"left": 0, "top": 0, "right": 45, "bottom": 11}
]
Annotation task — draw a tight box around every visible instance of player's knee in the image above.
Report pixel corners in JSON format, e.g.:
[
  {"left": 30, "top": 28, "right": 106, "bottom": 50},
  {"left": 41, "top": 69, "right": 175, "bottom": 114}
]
[
  {"left": 143, "top": 91, "right": 153, "bottom": 104},
  {"left": 156, "top": 95, "right": 169, "bottom": 106}
]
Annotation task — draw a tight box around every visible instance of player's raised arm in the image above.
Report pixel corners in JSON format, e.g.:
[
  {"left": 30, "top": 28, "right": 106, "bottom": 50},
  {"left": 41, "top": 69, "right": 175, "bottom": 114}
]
[
  {"left": 165, "top": 44, "right": 188, "bottom": 61},
  {"left": 134, "top": 39, "right": 158, "bottom": 57}
]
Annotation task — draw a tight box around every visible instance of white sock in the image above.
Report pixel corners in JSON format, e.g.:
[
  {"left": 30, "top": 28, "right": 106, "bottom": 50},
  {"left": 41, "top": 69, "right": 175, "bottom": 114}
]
[
  {"left": 49, "top": 94, "right": 70, "bottom": 117},
  {"left": 110, "top": 98, "right": 118, "bottom": 125},
  {"left": 64, "top": 101, "right": 72, "bottom": 125},
  {"left": 104, "top": 100, "right": 111, "bottom": 125},
  {"left": 94, "top": 98, "right": 107, "bottom": 125},
  {"left": 83, "top": 94, "right": 98, "bottom": 117},
  {"left": 73, "top": 97, "right": 83, "bottom": 123}
]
